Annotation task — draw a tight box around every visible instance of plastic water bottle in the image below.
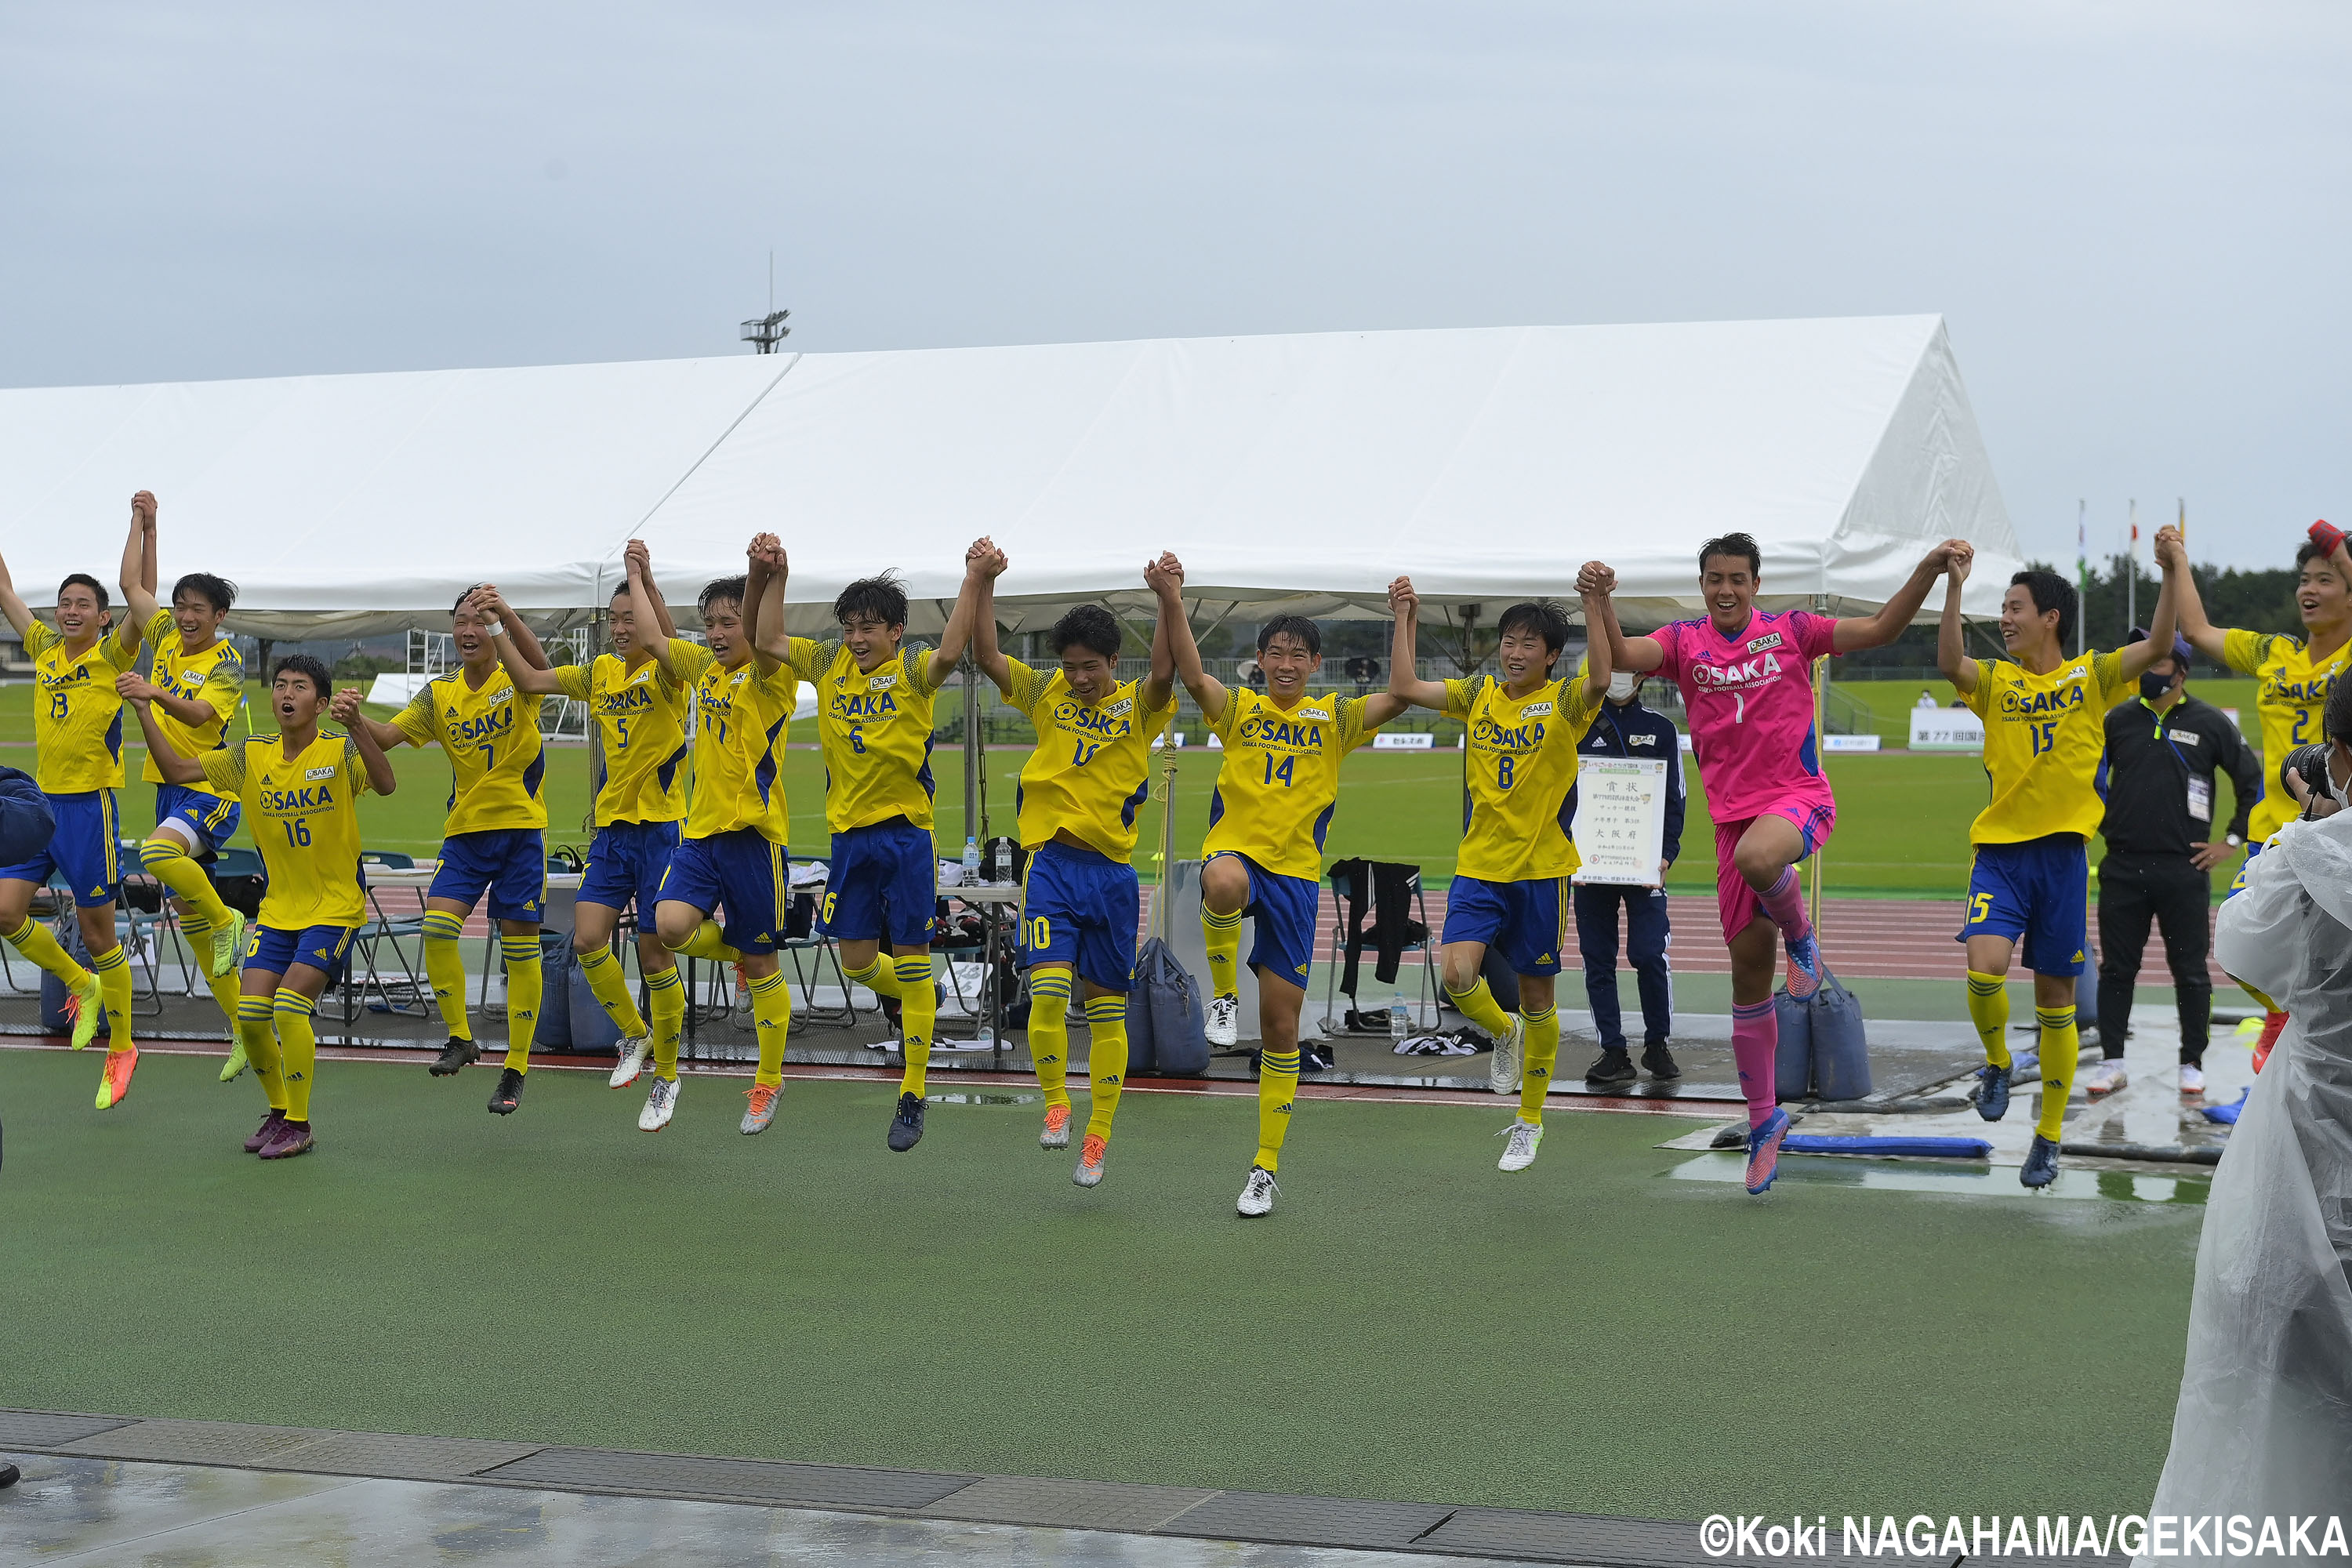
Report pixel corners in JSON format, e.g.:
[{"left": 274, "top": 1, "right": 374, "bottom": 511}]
[
  {"left": 1388, "top": 995, "right": 1410, "bottom": 1040},
  {"left": 962, "top": 835, "right": 982, "bottom": 882}
]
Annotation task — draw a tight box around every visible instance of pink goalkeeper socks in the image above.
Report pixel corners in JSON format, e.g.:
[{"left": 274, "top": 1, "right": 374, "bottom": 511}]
[
  {"left": 1731, "top": 998, "right": 1778, "bottom": 1128},
  {"left": 1758, "top": 865, "right": 1811, "bottom": 946}
]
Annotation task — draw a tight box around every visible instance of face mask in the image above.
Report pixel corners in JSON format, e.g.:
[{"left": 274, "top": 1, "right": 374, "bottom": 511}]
[
  {"left": 1608, "top": 671, "right": 1639, "bottom": 702},
  {"left": 2140, "top": 670, "right": 2176, "bottom": 703}
]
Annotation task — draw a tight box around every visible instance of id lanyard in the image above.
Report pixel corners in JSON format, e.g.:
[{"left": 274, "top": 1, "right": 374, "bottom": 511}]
[{"left": 2140, "top": 699, "right": 2212, "bottom": 823}]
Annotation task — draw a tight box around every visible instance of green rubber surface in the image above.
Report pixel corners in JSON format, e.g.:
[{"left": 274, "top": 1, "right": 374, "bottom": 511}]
[{"left": 0, "top": 1048, "right": 2199, "bottom": 1520}]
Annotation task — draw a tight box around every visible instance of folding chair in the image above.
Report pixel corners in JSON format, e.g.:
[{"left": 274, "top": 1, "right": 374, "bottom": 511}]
[
  {"left": 348, "top": 849, "right": 430, "bottom": 1021},
  {"left": 1319, "top": 858, "right": 1439, "bottom": 1037}
]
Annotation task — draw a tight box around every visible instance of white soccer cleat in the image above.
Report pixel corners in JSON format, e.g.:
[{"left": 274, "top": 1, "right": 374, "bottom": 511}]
[
  {"left": 1496, "top": 1118, "right": 1544, "bottom": 1172},
  {"left": 1040, "top": 1102, "right": 1072, "bottom": 1150},
  {"left": 1488, "top": 1015, "right": 1525, "bottom": 1095},
  {"left": 1236, "top": 1165, "right": 1279, "bottom": 1218},
  {"left": 2178, "top": 1063, "right": 2205, "bottom": 1096},
  {"left": 638, "top": 1074, "right": 679, "bottom": 1131},
  {"left": 2080, "top": 1059, "right": 2129, "bottom": 1098},
  {"left": 609, "top": 1034, "right": 652, "bottom": 1089},
  {"left": 1205, "top": 994, "right": 1240, "bottom": 1048}
]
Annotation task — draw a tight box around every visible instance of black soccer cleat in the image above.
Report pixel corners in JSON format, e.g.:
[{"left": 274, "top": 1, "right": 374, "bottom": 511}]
[
  {"left": 1584, "top": 1047, "right": 1637, "bottom": 1087},
  {"left": 488, "top": 1066, "right": 526, "bottom": 1115},
  {"left": 430, "top": 1037, "right": 481, "bottom": 1076},
  {"left": 1640, "top": 1041, "right": 1682, "bottom": 1080},
  {"left": 887, "top": 1091, "right": 925, "bottom": 1152}
]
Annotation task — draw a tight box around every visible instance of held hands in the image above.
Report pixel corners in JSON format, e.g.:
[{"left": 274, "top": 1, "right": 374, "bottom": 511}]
[
  {"left": 329, "top": 688, "right": 365, "bottom": 725},
  {"left": 2152, "top": 524, "right": 2186, "bottom": 572},
  {"left": 965, "top": 536, "right": 1008, "bottom": 579},
  {"left": 1388, "top": 575, "right": 1418, "bottom": 619},
  {"left": 1143, "top": 552, "right": 1183, "bottom": 597},
  {"left": 1575, "top": 561, "right": 1616, "bottom": 597},
  {"left": 745, "top": 532, "right": 786, "bottom": 577},
  {"left": 114, "top": 671, "right": 162, "bottom": 705},
  {"left": 623, "top": 538, "right": 652, "bottom": 578},
  {"left": 1924, "top": 538, "right": 1971, "bottom": 572},
  {"left": 463, "top": 586, "right": 510, "bottom": 622},
  {"left": 1945, "top": 541, "right": 1975, "bottom": 586},
  {"left": 130, "top": 491, "right": 158, "bottom": 532}
]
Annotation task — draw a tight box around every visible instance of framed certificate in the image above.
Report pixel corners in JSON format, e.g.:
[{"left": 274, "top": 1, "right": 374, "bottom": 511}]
[{"left": 1570, "top": 757, "right": 1668, "bottom": 887}]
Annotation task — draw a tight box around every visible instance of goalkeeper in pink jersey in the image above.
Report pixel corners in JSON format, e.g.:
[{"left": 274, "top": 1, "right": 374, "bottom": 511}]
[{"left": 1582, "top": 532, "right": 1965, "bottom": 1193}]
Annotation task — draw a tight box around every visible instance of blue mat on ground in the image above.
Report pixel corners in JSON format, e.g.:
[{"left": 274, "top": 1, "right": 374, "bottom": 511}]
[
  {"left": 2201, "top": 1087, "right": 2251, "bottom": 1125},
  {"left": 1781, "top": 1134, "right": 1993, "bottom": 1159}
]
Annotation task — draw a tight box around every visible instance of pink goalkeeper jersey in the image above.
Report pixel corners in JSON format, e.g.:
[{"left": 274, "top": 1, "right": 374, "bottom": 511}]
[{"left": 1650, "top": 609, "right": 1840, "bottom": 824}]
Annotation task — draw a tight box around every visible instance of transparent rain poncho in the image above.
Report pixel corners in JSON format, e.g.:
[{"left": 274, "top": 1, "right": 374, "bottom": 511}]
[{"left": 2138, "top": 811, "right": 2352, "bottom": 1555}]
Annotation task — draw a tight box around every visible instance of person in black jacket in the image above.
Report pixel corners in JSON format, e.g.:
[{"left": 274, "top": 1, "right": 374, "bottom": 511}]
[
  {"left": 2092, "top": 628, "right": 2260, "bottom": 1097},
  {"left": 1566, "top": 671, "right": 1686, "bottom": 1083}
]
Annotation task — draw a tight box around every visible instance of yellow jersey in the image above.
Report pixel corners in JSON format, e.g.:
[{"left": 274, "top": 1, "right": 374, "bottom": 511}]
[
  {"left": 392, "top": 668, "right": 549, "bottom": 835},
  {"left": 787, "top": 637, "right": 942, "bottom": 833},
  {"left": 2223, "top": 627, "right": 2352, "bottom": 843},
  {"left": 1963, "top": 652, "right": 2129, "bottom": 844},
  {"left": 1203, "top": 689, "right": 1374, "bottom": 880},
  {"left": 669, "top": 640, "right": 797, "bottom": 843},
  {"left": 138, "top": 608, "right": 245, "bottom": 792},
  {"left": 1004, "top": 659, "right": 1175, "bottom": 862},
  {"left": 556, "top": 654, "right": 688, "bottom": 828},
  {"left": 200, "top": 730, "right": 372, "bottom": 930},
  {"left": 1444, "top": 669, "right": 1600, "bottom": 883},
  {"left": 27, "top": 619, "right": 143, "bottom": 793}
]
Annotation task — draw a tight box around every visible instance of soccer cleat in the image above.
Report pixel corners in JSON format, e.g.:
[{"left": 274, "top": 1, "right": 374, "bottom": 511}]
[
  {"left": 245, "top": 1109, "right": 286, "bottom": 1153},
  {"left": 1584, "top": 1047, "right": 1636, "bottom": 1087},
  {"left": 1744, "top": 1105, "right": 1791, "bottom": 1195},
  {"left": 2253, "top": 1010, "right": 2286, "bottom": 1073},
  {"left": 1976, "top": 1062, "right": 2013, "bottom": 1122},
  {"left": 219, "top": 1038, "right": 249, "bottom": 1083},
  {"left": 1487, "top": 1014, "right": 1525, "bottom": 1095},
  {"left": 487, "top": 1066, "right": 525, "bottom": 1115},
  {"left": 430, "top": 1037, "right": 481, "bottom": 1076},
  {"left": 609, "top": 1034, "right": 652, "bottom": 1090},
  {"left": 1496, "top": 1118, "right": 1544, "bottom": 1172},
  {"left": 887, "top": 1091, "right": 925, "bottom": 1152},
  {"left": 1204, "top": 993, "right": 1240, "bottom": 1047},
  {"left": 2080, "top": 1059, "right": 2128, "bottom": 1097},
  {"left": 258, "top": 1118, "right": 314, "bottom": 1160},
  {"left": 2178, "top": 1063, "right": 2206, "bottom": 1096},
  {"left": 1039, "top": 1102, "right": 1072, "bottom": 1150},
  {"left": 2020, "top": 1133, "right": 2061, "bottom": 1189},
  {"left": 95, "top": 1044, "right": 138, "bottom": 1110},
  {"left": 65, "top": 975, "right": 103, "bottom": 1050},
  {"left": 1073, "top": 1132, "right": 1109, "bottom": 1188},
  {"left": 1641, "top": 1041, "right": 1682, "bottom": 1080},
  {"left": 1236, "top": 1165, "right": 1279, "bottom": 1217},
  {"left": 740, "top": 1082, "right": 781, "bottom": 1135},
  {"left": 638, "top": 1075, "right": 679, "bottom": 1131},
  {"left": 1783, "top": 931, "right": 1823, "bottom": 1000},
  {"left": 209, "top": 909, "right": 246, "bottom": 981}
]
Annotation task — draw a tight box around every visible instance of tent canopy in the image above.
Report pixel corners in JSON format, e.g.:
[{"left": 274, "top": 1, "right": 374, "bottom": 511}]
[{"left": 0, "top": 315, "right": 2017, "bottom": 640}]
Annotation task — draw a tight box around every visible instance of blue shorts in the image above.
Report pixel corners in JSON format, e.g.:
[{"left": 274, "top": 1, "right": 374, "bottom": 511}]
[
  {"left": 659, "top": 829, "right": 786, "bottom": 956},
  {"left": 1961, "top": 834, "right": 2090, "bottom": 976},
  {"left": 1441, "top": 874, "right": 1568, "bottom": 977},
  {"left": 154, "top": 781, "right": 242, "bottom": 858},
  {"left": 1020, "top": 840, "right": 1139, "bottom": 994},
  {"left": 244, "top": 922, "right": 358, "bottom": 982},
  {"left": 0, "top": 789, "right": 121, "bottom": 909},
  {"left": 579, "top": 819, "right": 681, "bottom": 916},
  {"left": 821, "top": 819, "right": 938, "bottom": 949},
  {"left": 430, "top": 829, "right": 546, "bottom": 924},
  {"left": 1207, "top": 851, "right": 1317, "bottom": 989}
]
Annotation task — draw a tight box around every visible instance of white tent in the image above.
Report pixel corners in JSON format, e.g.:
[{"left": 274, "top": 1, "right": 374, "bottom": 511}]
[{"left": 0, "top": 315, "right": 2016, "bottom": 638}]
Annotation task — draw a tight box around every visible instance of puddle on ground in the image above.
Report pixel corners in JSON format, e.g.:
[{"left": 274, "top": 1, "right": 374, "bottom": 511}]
[
  {"left": 924, "top": 1091, "right": 1041, "bottom": 1106},
  {"left": 1668, "top": 1151, "right": 2208, "bottom": 1203}
]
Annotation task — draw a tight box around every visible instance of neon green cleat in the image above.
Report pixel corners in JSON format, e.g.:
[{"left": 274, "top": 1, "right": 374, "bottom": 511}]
[
  {"left": 219, "top": 1037, "right": 249, "bottom": 1083},
  {"left": 64, "top": 975, "right": 103, "bottom": 1051},
  {"left": 210, "top": 909, "right": 246, "bottom": 981}
]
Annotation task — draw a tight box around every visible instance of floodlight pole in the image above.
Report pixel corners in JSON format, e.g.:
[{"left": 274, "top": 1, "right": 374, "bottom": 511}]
[{"left": 740, "top": 310, "right": 791, "bottom": 354}]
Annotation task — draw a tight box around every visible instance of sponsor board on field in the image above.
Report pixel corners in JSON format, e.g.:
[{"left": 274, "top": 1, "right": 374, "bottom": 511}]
[
  {"left": 1909, "top": 710, "right": 1986, "bottom": 751},
  {"left": 1372, "top": 731, "right": 1436, "bottom": 750},
  {"left": 1823, "top": 734, "right": 1881, "bottom": 753}
]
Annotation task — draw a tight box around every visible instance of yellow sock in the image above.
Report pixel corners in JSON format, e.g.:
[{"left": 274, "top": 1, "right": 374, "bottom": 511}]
[
  {"left": 421, "top": 912, "right": 472, "bottom": 1040},
  {"left": 273, "top": 987, "right": 318, "bottom": 1121},
  {"left": 499, "top": 935, "right": 541, "bottom": 1073},
  {"left": 1446, "top": 976, "right": 1513, "bottom": 1041},
  {"left": 179, "top": 916, "right": 244, "bottom": 1028},
  {"left": 1966, "top": 970, "right": 2010, "bottom": 1068},
  {"left": 844, "top": 956, "right": 905, "bottom": 1000},
  {"left": 140, "top": 837, "right": 232, "bottom": 930},
  {"left": 1255, "top": 1046, "right": 1300, "bottom": 1171},
  {"left": 1083, "top": 994, "right": 1128, "bottom": 1142},
  {"left": 3, "top": 916, "right": 89, "bottom": 988},
  {"left": 237, "top": 995, "right": 286, "bottom": 1111},
  {"left": 91, "top": 944, "right": 133, "bottom": 1044},
  {"left": 894, "top": 954, "right": 935, "bottom": 1098},
  {"left": 748, "top": 968, "right": 790, "bottom": 1087},
  {"left": 2239, "top": 979, "right": 2278, "bottom": 1014},
  {"left": 1028, "top": 970, "right": 1073, "bottom": 1109},
  {"left": 1202, "top": 902, "right": 1243, "bottom": 1000},
  {"left": 673, "top": 918, "right": 740, "bottom": 964},
  {"left": 645, "top": 964, "right": 684, "bottom": 1079},
  {"left": 2034, "top": 1004, "right": 2079, "bottom": 1142},
  {"left": 576, "top": 944, "right": 647, "bottom": 1037},
  {"left": 1518, "top": 1004, "right": 1560, "bottom": 1124}
]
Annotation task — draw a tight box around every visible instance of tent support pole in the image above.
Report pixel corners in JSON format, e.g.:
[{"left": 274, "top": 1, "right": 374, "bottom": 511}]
[{"left": 964, "top": 659, "right": 982, "bottom": 848}]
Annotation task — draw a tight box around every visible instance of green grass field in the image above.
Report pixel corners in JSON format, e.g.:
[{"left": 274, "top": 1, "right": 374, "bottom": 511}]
[{"left": 0, "top": 1047, "right": 2201, "bottom": 1520}]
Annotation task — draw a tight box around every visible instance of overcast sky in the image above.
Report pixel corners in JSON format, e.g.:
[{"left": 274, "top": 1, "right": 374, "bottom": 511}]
[{"left": 5, "top": 2, "right": 2343, "bottom": 569}]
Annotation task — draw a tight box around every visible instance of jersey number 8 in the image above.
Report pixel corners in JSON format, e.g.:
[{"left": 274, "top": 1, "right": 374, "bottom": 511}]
[{"left": 1497, "top": 756, "right": 1515, "bottom": 790}]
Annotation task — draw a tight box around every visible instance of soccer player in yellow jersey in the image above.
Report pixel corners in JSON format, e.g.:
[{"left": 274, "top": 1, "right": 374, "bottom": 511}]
[
  {"left": 1145, "top": 553, "right": 1407, "bottom": 1215},
  {"left": 637, "top": 537, "right": 800, "bottom": 1136},
  {"left": 131, "top": 656, "right": 397, "bottom": 1159},
  {"left": 974, "top": 556, "right": 1178, "bottom": 1188},
  {"left": 760, "top": 542, "right": 997, "bottom": 1154},
  {"left": 484, "top": 544, "right": 692, "bottom": 1127},
  {"left": 1387, "top": 575, "right": 1612, "bottom": 1175},
  {"left": 348, "top": 586, "right": 556, "bottom": 1115},
  {"left": 0, "top": 514, "right": 153, "bottom": 1108},
  {"left": 112, "top": 492, "right": 252, "bottom": 1070},
  {"left": 1939, "top": 524, "right": 2183, "bottom": 1189},
  {"left": 2174, "top": 517, "right": 2352, "bottom": 1077}
]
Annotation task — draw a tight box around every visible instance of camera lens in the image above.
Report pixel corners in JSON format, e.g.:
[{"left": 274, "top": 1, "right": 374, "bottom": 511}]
[{"left": 2283, "top": 741, "right": 2338, "bottom": 805}]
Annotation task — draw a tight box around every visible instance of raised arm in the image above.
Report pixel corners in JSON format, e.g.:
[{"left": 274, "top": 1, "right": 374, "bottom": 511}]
[
  {"left": 2170, "top": 542, "right": 2229, "bottom": 667},
  {"left": 114, "top": 667, "right": 220, "bottom": 730},
  {"left": 1575, "top": 562, "right": 1665, "bottom": 677},
  {"left": 1832, "top": 539, "right": 1965, "bottom": 652},
  {"left": 468, "top": 588, "right": 565, "bottom": 694},
  {"left": 624, "top": 539, "right": 680, "bottom": 640},
  {"left": 0, "top": 545, "right": 31, "bottom": 641},
  {"left": 743, "top": 535, "right": 783, "bottom": 678},
  {"left": 1573, "top": 564, "right": 1614, "bottom": 700},
  {"left": 1385, "top": 577, "right": 1452, "bottom": 712},
  {"left": 332, "top": 688, "right": 401, "bottom": 796},
  {"left": 627, "top": 550, "right": 682, "bottom": 683},
  {"left": 1142, "top": 574, "right": 1177, "bottom": 713},
  {"left": 474, "top": 584, "right": 550, "bottom": 670},
  {"left": 120, "top": 492, "right": 162, "bottom": 631},
  {"left": 125, "top": 685, "right": 205, "bottom": 785},
  {"left": 2122, "top": 526, "right": 2186, "bottom": 681},
  {"left": 1145, "top": 552, "right": 1225, "bottom": 722},
  {"left": 971, "top": 543, "right": 1014, "bottom": 697},
  {"left": 925, "top": 537, "right": 996, "bottom": 686},
  {"left": 1936, "top": 550, "right": 1979, "bottom": 695}
]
